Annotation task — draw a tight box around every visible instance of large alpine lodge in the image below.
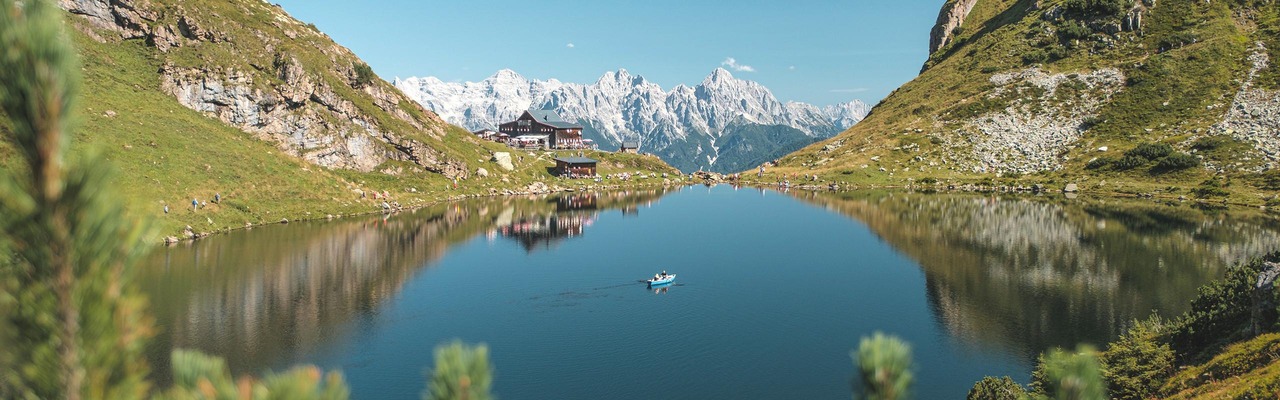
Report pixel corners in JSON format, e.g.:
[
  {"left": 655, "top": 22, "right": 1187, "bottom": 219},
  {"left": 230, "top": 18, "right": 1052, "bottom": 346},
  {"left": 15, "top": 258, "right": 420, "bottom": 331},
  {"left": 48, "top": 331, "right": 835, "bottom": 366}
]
[{"left": 498, "top": 109, "right": 589, "bottom": 150}]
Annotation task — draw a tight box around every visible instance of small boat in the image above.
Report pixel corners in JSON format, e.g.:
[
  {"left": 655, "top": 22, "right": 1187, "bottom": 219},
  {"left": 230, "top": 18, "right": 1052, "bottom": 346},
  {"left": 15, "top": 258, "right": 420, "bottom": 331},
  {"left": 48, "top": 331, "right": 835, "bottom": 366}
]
[{"left": 647, "top": 273, "right": 676, "bottom": 286}]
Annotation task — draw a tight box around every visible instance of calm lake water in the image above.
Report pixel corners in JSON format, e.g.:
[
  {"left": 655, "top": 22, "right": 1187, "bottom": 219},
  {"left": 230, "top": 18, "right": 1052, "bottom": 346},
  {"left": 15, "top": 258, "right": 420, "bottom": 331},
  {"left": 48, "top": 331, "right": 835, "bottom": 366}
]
[{"left": 138, "top": 185, "right": 1280, "bottom": 399}]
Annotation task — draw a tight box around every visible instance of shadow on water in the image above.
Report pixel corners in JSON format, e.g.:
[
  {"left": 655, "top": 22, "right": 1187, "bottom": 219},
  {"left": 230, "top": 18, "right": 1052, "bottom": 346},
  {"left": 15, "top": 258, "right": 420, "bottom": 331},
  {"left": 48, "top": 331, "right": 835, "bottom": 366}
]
[
  {"left": 138, "top": 188, "right": 672, "bottom": 383},
  {"left": 790, "top": 189, "right": 1280, "bottom": 361}
]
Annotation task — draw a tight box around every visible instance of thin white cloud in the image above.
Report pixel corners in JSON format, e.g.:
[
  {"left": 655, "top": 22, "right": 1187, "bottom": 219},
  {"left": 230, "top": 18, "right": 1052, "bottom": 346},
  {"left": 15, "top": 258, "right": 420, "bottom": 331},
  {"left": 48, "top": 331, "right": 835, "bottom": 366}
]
[
  {"left": 721, "top": 57, "right": 755, "bottom": 72},
  {"left": 788, "top": 65, "right": 796, "bottom": 71},
  {"left": 829, "top": 88, "right": 870, "bottom": 93},
  {"left": 566, "top": 43, "right": 575, "bottom": 48}
]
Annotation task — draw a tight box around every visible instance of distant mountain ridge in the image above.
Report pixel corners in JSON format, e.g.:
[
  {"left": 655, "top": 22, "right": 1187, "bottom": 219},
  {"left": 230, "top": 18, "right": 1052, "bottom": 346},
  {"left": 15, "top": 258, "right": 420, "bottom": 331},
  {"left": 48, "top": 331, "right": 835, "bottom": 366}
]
[{"left": 395, "top": 68, "right": 870, "bottom": 172}]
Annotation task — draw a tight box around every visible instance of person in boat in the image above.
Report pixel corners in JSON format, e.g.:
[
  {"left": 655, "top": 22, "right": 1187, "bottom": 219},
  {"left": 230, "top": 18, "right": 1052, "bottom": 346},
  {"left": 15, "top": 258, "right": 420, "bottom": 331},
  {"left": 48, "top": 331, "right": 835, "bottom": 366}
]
[
  {"left": 661, "top": 270, "right": 667, "bottom": 277},
  {"left": 654, "top": 274, "right": 661, "bottom": 281}
]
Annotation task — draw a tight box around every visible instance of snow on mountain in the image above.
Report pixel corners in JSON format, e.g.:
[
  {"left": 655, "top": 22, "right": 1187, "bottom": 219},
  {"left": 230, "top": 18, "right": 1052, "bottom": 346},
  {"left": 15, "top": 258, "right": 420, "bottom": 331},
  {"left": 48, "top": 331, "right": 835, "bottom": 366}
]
[{"left": 394, "top": 68, "right": 869, "bottom": 172}]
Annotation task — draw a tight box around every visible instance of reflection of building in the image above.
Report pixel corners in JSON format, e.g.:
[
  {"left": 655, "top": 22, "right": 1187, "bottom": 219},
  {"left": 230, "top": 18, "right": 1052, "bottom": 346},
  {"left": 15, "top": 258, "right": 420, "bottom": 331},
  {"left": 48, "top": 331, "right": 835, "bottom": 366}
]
[
  {"left": 498, "top": 213, "right": 594, "bottom": 252},
  {"left": 499, "top": 109, "right": 585, "bottom": 149},
  {"left": 558, "top": 193, "right": 598, "bottom": 211}
]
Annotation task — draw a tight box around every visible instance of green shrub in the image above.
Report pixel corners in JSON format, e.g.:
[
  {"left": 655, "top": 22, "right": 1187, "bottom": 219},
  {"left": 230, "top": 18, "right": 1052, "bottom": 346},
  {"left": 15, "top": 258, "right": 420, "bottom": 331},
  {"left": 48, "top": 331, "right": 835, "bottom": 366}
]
[
  {"left": 920, "top": 177, "right": 938, "bottom": 185},
  {"left": 1125, "top": 142, "right": 1173, "bottom": 160},
  {"left": 1112, "top": 155, "right": 1148, "bottom": 170},
  {"left": 1062, "top": 0, "right": 1131, "bottom": 19},
  {"left": 1154, "top": 152, "right": 1200, "bottom": 171},
  {"left": 1033, "top": 346, "right": 1108, "bottom": 400},
  {"left": 1059, "top": 22, "right": 1093, "bottom": 41},
  {"left": 1159, "top": 32, "right": 1201, "bottom": 51},
  {"left": 967, "top": 376, "right": 1026, "bottom": 400},
  {"left": 853, "top": 332, "right": 913, "bottom": 400},
  {"left": 1101, "top": 316, "right": 1175, "bottom": 400},
  {"left": 1191, "top": 136, "right": 1229, "bottom": 151},
  {"left": 1168, "top": 253, "right": 1280, "bottom": 362},
  {"left": 1192, "top": 177, "right": 1230, "bottom": 198},
  {"left": 353, "top": 62, "right": 376, "bottom": 87},
  {"left": 1086, "top": 157, "right": 1112, "bottom": 170},
  {"left": 1023, "top": 49, "right": 1050, "bottom": 64},
  {"left": 425, "top": 341, "right": 494, "bottom": 400},
  {"left": 155, "top": 350, "right": 350, "bottom": 400}
]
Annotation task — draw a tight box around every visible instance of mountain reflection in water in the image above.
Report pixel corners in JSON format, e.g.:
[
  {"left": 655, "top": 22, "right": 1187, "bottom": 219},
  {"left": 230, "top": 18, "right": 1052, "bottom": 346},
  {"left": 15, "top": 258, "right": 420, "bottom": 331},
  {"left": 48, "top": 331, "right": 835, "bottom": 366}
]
[
  {"left": 792, "top": 190, "right": 1280, "bottom": 359},
  {"left": 139, "top": 188, "right": 670, "bottom": 382}
]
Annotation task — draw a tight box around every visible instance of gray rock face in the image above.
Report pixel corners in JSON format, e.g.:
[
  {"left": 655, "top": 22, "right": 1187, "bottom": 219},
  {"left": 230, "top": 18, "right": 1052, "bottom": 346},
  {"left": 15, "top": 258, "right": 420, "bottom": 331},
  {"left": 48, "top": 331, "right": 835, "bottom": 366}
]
[
  {"left": 1213, "top": 42, "right": 1280, "bottom": 171},
  {"left": 929, "top": 0, "right": 978, "bottom": 55},
  {"left": 59, "top": 0, "right": 155, "bottom": 39},
  {"left": 948, "top": 67, "right": 1126, "bottom": 175}
]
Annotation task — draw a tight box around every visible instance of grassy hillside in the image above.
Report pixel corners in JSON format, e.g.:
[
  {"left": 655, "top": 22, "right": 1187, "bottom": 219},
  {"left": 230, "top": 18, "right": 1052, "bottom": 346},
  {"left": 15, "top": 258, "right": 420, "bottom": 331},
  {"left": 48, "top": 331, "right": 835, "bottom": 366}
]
[
  {"left": 1, "top": 0, "right": 679, "bottom": 240},
  {"left": 768, "top": 0, "right": 1280, "bottom": 206}
]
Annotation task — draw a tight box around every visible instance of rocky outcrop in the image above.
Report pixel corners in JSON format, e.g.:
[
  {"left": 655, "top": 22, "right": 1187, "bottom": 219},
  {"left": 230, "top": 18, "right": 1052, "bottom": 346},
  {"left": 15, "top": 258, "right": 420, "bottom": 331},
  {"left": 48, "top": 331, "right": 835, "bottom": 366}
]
[
  {"left": 1213, "top": 42, "right": 1280, "bottom": 171},
  {"left": 59, "top": 0, "right": 469, "bottom": 179},
  {"left": 949, "top": 68, "right": 1126, "bottom": 174},
  {"left": 928, "top": 0, "right": 978, "bottom": 55},
  {"left": 59, "top": 0, "right": 155, "bottom": 39}
]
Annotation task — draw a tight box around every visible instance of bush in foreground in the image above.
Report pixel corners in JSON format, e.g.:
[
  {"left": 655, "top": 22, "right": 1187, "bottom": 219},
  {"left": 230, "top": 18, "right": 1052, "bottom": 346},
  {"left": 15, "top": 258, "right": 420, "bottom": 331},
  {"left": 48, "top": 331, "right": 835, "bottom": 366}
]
[
  {"left": 966, "top": 376, "right": 1026, "bottom": 400},
  {"left": 853, "top": 332, "right": 913, "bottom": 400}
]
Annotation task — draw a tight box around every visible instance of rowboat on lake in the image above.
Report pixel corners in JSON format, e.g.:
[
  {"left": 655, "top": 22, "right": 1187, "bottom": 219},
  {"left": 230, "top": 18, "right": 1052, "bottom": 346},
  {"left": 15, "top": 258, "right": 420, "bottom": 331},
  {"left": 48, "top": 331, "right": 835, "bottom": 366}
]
[{"left": 647, "top": 273, "right": 675, "bottom": 286}]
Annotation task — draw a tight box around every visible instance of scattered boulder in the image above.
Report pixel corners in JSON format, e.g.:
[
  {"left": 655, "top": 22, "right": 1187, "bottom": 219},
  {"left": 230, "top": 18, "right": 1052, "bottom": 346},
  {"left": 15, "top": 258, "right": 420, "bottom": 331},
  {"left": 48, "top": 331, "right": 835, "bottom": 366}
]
[
  {"left": 476, "top": 167, "right": 490, "bottom": 178},
  {"left": 493, "top": 152, "right": 515, "bottom": 171},
  {"left": 163, "top": 236, "right": 179, "bottom": 245},
  {"left": 526, "top": 181, "right": 549, "bottom": 193},
  {"left": 1063, "top": 183, "right": 1079, "bottom": 193}
]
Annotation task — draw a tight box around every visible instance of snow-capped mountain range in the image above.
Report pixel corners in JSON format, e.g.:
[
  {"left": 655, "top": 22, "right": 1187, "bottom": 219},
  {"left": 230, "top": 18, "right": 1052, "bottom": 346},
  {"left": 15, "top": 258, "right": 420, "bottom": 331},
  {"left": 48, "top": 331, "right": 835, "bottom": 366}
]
[{"left": 394, "top": 68, "right": 870, "bottom": 172}]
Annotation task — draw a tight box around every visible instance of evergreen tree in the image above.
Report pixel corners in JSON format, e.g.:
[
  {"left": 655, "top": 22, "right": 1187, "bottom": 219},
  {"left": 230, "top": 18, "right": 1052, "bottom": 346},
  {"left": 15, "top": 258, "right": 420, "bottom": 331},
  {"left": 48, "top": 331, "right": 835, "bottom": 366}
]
[
  {"left": 153, "top": 350, "right": 349, "bottom": 400},
  {"left": 1029, "top": 346, "right": 1107, "bottom": 400},
  {"left": 853, "top": 332, "right": 913, "bottom": 400},
  {"left": 0, "top": 0, "right": 154, "bottom": 398},
  {"left": 424, "top": 341, "right": 494, "bottom": 400},
  {"left": 966, "top": 376, "right": 1027, "bottom": 400}
]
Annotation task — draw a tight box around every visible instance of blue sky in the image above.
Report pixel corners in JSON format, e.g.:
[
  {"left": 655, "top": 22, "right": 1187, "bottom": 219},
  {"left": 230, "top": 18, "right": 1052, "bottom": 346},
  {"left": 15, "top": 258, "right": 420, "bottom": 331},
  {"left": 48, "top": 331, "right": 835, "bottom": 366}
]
[{"left": 273, "top": 1, "right": 945, "bottom": 106}]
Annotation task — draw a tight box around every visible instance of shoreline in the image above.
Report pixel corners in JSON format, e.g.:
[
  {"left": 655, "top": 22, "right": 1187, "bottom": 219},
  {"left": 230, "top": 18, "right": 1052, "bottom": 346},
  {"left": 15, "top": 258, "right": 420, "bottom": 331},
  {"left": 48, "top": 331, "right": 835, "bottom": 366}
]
[
  {"left": 164, "top": 174, "right": 1279, "bottom": 246},
  {"left": 161, "top": 179, "right": 688, "bottom": 245}
]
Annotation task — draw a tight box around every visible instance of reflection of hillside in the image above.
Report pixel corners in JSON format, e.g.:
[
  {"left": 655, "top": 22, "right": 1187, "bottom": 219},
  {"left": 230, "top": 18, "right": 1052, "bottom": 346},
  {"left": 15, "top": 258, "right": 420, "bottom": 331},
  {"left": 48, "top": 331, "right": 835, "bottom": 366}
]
[
  {"left": 138, "top": 188, "right": 671, "bottom": 380},
  {"left": 795, "top": 191, "right": 1280, "bottom": 360}
]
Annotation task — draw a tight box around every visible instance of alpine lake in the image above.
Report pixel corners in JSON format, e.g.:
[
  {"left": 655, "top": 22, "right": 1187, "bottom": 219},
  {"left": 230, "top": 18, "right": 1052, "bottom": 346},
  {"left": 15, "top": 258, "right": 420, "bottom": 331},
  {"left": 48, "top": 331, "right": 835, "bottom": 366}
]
[{"left": 138, "top": 185, "right": 1280, "bottom": 399}]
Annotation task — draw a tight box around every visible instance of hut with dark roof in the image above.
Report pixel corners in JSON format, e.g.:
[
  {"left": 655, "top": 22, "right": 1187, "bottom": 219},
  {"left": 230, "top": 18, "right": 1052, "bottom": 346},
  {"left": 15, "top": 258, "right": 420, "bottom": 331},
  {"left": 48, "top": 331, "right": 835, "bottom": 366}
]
[
  {"left": 499, "top": 109, "right": 585, "bottom": 149},
  {"left": 553, "top": 156, "right": 597, "bottom": 177}
]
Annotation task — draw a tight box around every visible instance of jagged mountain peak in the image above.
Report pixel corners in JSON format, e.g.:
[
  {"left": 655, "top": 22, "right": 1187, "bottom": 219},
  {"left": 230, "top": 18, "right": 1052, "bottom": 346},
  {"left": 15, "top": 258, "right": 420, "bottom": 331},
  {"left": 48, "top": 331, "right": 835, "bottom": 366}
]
[
  {"left": 706, "top": 67, "right": 734, "bottom": 81},
  {"left": 490, "top": 68, "right": 525, "bottom": 80}
]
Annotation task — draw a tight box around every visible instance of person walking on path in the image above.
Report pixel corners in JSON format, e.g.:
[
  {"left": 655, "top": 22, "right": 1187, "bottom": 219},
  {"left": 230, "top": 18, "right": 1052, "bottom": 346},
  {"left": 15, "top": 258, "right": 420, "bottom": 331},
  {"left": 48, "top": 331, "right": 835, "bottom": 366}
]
[{"left": 192, "top": 198, "right": 198, "bottom": 211}]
